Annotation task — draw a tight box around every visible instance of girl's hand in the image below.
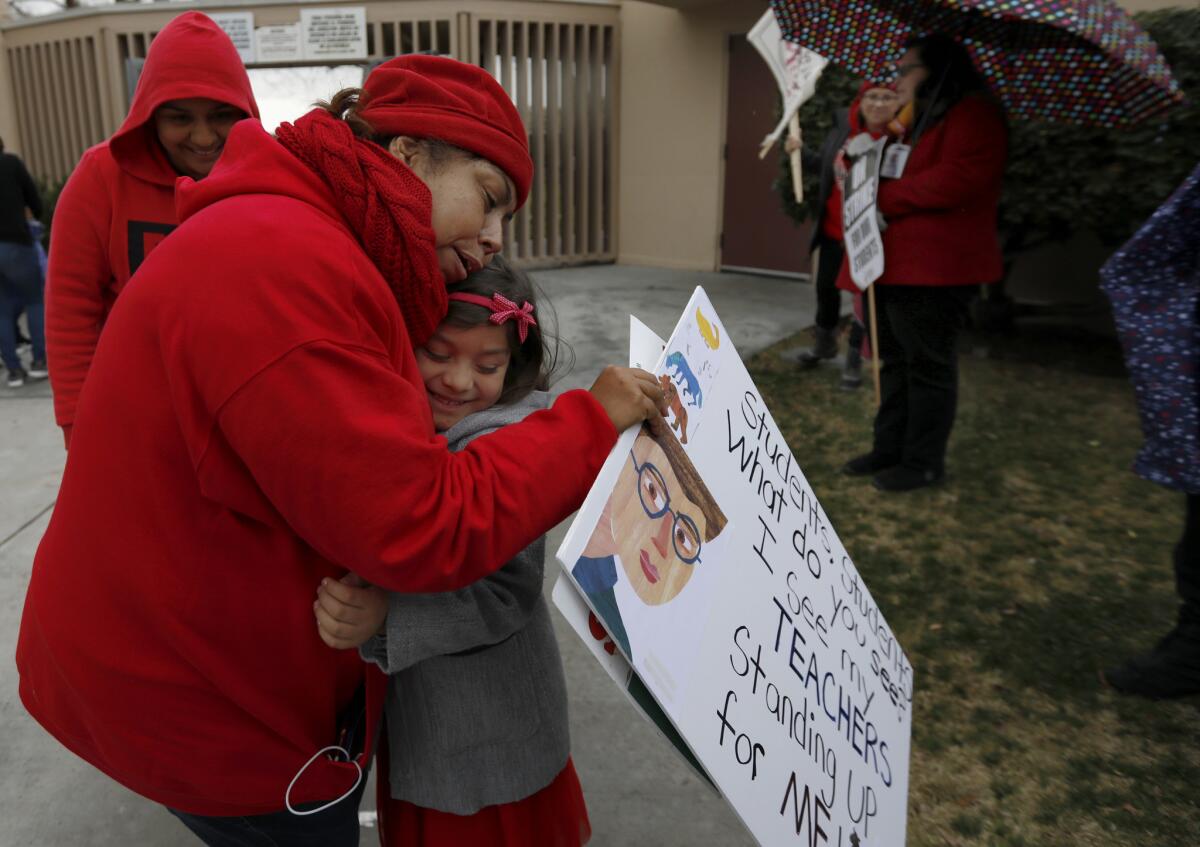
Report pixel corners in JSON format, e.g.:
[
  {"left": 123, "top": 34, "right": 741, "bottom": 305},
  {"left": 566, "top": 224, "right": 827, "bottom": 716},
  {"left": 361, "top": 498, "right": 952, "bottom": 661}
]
[
  {"left": 589, "top": 366, "right": 668, "bottom": 433},
  {"left": 315, "top": 574, "right": 388, "bottom": 650},
  {"left": 783, "top": 135, "right": 801, "bottom": 155}
]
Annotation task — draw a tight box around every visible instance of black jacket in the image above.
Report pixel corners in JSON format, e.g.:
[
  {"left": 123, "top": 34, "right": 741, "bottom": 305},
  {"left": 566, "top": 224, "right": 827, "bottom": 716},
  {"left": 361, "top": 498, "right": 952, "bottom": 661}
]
[
  {"left": 804, "top": 107, "right": 851, "bottom": 253},
  {"left": 0, "top": 151, "right": 42, "bottom": 245}
]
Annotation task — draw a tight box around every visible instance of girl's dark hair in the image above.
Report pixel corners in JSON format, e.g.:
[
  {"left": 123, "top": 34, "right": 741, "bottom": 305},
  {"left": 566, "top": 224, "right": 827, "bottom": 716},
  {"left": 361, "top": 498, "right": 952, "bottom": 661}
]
[
  {"left": 316, "top": 87, "right": 471, "bottom": 165},
  {"left": 442, "top": 255, "right": 568, "bottom": 404},
  {"left": 904, "top": 33, "right": 993, "bottom": 131}
]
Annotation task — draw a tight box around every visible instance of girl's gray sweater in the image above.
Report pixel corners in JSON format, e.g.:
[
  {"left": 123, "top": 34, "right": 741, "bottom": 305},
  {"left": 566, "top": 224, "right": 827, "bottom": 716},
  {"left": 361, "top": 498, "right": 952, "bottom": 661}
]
[{"left": 360, "top": 391, "right": 571, "bottom": 814}]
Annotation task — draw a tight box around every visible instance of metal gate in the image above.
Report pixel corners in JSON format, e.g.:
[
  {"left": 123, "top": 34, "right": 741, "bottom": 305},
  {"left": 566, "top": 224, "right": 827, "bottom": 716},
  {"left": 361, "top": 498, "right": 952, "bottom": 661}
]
[{"left": 1, "top": 1, "right": 619, "bottom": 267}]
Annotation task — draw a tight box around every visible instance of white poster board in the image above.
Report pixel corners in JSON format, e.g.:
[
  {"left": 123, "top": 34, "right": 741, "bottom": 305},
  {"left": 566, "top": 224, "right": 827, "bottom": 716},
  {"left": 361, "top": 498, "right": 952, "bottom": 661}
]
[
  {"left": 747, "top": 10, "right": 828, "bottom": 152},
  {"left": 557, "top": 288, "right": 912, "bottom": 845},
  {"left": 301, "top": 7, "right": 368, "bottom": 61},
  {"left": 255, "top": 24, "right": 304, "bottom": 64},
  {"left": 210, "top": 12, "right": 256, "bottom": 64},
  {"left": 842, "top": 135, "right": 888, "bottom": 290}
]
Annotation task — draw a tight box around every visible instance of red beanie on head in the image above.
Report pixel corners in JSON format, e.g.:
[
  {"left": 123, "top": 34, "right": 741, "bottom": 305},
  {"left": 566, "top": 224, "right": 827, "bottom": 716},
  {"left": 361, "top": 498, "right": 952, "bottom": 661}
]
[{"left": 358, "top": 56, "right": 533, "bottom": 209}]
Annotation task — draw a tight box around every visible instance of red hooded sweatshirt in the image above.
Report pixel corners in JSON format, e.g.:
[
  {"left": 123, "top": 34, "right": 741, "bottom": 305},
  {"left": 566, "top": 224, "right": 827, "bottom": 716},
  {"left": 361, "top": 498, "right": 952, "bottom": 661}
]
[
  {"left": 45, "top": 12, "right": 259, "bottom": 445},
  {"left": 17, "top": 118, "right": 618, "bottom": 815}
]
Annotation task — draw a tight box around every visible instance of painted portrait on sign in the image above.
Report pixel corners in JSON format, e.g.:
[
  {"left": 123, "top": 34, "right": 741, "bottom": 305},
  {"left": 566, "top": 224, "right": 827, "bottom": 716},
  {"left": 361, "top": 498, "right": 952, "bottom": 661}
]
[{"left": 572, "top": 421, "right": 728, "bottom": 662}]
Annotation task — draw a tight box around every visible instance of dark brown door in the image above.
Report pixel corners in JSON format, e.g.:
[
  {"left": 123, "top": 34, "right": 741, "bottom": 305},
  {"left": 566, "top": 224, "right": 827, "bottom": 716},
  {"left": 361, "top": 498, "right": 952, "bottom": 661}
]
[{"left": 721, "top": 34, "right": 813, "bottom": 276}]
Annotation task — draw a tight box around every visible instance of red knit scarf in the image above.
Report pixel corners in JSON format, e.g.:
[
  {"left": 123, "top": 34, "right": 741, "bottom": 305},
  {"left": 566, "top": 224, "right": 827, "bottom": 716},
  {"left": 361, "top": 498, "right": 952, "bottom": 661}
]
[{"left": 276, "top": 109, "right": 446, "bottom": 346}]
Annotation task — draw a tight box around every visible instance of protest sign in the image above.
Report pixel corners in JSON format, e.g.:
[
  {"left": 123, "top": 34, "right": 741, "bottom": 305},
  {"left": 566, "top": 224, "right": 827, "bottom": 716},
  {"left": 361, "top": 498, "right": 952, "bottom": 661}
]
[
  {"left": 747, "top": 10, "right": 828, "bottom": 157},
  {"left": 557, "top": 288, "right": 912, "bottom": 845},
  {"left": 842, "top": 136, "right": 888, "bottom": 290},
  {"left": 554, "top": 315, "right": 712, "bottom": 783}
]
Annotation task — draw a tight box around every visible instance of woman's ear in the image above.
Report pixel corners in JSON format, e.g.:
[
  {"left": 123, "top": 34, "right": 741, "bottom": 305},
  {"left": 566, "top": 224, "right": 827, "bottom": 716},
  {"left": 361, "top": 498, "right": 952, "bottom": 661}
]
[{"left": 388, "top": 136, "right": 421, "bottom": 167}]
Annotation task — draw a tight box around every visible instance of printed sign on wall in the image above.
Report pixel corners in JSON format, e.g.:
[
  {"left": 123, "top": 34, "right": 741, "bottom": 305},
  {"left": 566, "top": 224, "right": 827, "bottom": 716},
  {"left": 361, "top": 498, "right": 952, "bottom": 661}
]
[
  {"left": 255, "top": 24, "right": 304, "bottom": 64},
  {"left": 301, "top": 7, "right": 368, "bottom": 61},
  {"left": 211, "top": 12, "right": 256, "bottom": 64}
]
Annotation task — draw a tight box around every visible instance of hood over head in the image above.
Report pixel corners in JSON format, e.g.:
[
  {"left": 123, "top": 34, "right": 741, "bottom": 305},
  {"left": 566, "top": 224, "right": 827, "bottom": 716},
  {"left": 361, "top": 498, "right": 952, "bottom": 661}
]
[{"left": 110, "top": 12, "right": 260, "bottom": 186}]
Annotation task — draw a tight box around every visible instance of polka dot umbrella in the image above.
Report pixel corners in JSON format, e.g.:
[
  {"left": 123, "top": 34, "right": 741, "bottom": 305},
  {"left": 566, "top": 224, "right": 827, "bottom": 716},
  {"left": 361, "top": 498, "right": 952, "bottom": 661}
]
[
  {"left": 769, "top": 0, "right": 1185, "bottom": 127},
  {"left": 1100, "top": 163, "right": 1200, "bottom": 493}
]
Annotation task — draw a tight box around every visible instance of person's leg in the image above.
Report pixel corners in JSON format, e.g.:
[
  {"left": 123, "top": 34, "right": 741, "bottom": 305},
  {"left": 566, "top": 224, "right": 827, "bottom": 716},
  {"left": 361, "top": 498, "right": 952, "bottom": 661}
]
[
  {"left": 24, "top": 302, "right": 46, "bottom": 375},
  {"left": 170, "top": 795, "right": 364, "bottom": 847},
  {"left": 0, "top": 272, "right": 22, "bottom": 375},
  {"left": 841, "top": 308, "right": 866, "bottom": 390},
  {"left": 1106, "top": 493, "right": 1200, "bottom": 699},
  {"left": 843, "top": 285, "right": 905, "bottom": 475},
  {"left": 1175, "top": 493, "right": 1200, "bottom": 611},
  {"left": 798, "top": 239, "right": 844, "bottom": 366},
  {"left": 169, "top": 769, "right": 367, "bottom": 847},
  {"left": 2, "top": 243, "right": 46, "bottom": 367},
  {"left": 872, "top": 285, "right": 972, "bottom": 490},
  {"left": 872, "top": 285, "right": 910, "bottom": 457},
  {"left": 813, "top": 239, "right": 844, "bottom": 334}
]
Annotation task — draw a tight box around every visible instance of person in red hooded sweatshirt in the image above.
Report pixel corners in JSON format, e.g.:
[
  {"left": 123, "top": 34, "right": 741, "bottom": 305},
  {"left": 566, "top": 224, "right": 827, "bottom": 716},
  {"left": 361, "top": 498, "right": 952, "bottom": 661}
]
[
  {"left": 45, "top": 11, "right": 259, "bottom": 448},
  {"left": 839, "top": 33, "right": 1007, "bottom": 492},
  {"left": 16, "top": 46, "right": 663, "bottom": 846}
]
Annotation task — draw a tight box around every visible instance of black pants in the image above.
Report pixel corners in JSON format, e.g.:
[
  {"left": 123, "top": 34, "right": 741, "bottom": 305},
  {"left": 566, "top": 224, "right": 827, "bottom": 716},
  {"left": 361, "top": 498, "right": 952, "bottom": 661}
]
[
  {"left": 1177, "top": 494, "right": 1200, "bottom": 612},
  {"left": 168, "top": 774, "right": 367, "bottom": 847},
  {"left": 812, "top": 236, "right": 845, "bottom": 332},
  {"left": 872, "top": 284, "right": 976, "bottom": 473}
]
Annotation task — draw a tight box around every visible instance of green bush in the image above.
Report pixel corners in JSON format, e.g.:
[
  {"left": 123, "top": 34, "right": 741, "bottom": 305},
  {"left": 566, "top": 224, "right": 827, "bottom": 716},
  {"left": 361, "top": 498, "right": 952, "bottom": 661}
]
[
  {"left": 35, "top": 177, "right": 66, "bottom": 248},
  {"left": 777, "top": 7, "right": 1200, "bottom": 258}
]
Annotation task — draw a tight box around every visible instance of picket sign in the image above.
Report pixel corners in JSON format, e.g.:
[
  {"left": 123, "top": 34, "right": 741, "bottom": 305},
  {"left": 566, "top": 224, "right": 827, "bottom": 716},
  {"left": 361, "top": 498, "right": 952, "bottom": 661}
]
[
  {"left": 555, "top": 289, "right": 913, "bottom": 845},
  {"left": 747, "top": 9, "right": 827, "bottom": 201}
]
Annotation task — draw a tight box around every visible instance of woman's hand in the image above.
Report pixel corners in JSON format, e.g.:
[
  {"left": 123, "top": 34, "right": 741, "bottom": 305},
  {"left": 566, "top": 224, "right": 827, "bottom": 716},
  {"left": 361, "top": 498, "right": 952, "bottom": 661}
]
[
  {"left": 315, "top": 573, "right": 388, "bottom": 649},
  {"left": 784, "top": 135, "right": 801, "bottom": 155},
  {"left": 589, "top": 366, "right": 668, "bottom": 433}
]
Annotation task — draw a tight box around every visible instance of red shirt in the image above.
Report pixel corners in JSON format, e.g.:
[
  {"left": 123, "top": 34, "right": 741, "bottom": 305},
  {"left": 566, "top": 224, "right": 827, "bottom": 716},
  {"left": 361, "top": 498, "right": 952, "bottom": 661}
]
[
  {"left": 46, "top": 12, "right": 260, "bottom": 442},
  {"left": 18, "top": 119, "right": 617, "bottom": 815}
]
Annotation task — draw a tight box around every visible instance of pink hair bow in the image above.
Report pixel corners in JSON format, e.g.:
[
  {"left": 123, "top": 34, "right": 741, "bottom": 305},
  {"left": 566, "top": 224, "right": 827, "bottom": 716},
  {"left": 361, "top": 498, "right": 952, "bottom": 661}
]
[{"left": 447, "top": 292, "right": 538, "bottom": 342}]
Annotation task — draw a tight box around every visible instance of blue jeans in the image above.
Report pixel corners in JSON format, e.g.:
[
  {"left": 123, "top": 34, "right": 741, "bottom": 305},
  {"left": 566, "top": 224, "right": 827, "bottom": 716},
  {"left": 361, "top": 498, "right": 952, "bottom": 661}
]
[
  {"left": 0, "top": 240, "right": 45, "bottom": 371},
  {"left": 167, "top": 773, "right": 367, "bottom": 847}
]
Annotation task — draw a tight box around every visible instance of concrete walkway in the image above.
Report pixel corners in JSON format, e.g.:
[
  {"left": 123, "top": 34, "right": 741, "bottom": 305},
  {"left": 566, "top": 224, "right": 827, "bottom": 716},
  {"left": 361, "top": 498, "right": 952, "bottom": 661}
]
[{"left": 0, "top": 265, "right": 813, "bottom": 847}]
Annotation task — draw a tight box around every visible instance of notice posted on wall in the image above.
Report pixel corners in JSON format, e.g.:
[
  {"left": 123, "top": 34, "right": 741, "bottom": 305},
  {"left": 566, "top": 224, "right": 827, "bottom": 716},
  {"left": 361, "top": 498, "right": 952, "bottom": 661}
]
[
  {"left": 210, "top": 12, "right": 256, "bottom": 64},
  {"left": 555, "top": 288, "right": 913, "bottom": 845},
  {"left": 842, "top": 135, "right": 888, "bottom": 290},
  {"left": 301, "top": 7, "right": 368, "bottom": 61},
  {"left": 255, "top": 24, "right": 304, "bottom": 64}
]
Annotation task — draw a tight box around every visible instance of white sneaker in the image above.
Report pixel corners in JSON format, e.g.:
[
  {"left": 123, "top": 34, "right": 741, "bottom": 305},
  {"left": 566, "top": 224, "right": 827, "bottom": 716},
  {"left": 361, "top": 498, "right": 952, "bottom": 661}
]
[
  {"left": 26, "top": 360, "right": 48, "bottom": 379},
  {"left": 6, "top": 368, "right": 26, "bottom": 388}
]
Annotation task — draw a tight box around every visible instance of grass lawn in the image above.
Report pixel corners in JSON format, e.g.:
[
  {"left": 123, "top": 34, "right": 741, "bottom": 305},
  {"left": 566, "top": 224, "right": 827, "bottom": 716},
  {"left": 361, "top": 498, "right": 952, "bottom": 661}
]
[{"left": 747, "top": 323, "right": 1200, "bottom": 846}]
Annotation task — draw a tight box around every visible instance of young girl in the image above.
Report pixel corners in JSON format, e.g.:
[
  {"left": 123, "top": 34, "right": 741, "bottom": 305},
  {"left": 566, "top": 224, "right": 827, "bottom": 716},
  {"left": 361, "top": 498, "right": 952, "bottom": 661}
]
[{"left": 315, "top": 255, "right": 591, "bottom": 847}]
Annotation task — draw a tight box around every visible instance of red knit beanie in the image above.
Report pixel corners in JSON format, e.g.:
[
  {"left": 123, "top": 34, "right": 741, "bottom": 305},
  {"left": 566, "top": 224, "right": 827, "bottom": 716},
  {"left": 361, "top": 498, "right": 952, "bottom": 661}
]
[{"left": 358, "top": 56, "right": 533, "bottom": 209}]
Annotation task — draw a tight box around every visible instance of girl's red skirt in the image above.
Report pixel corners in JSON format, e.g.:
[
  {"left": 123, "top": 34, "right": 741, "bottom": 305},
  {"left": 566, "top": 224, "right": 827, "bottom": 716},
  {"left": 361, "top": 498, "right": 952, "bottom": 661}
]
[{"left": 376, "top": 753, "right": 591, "bottom": 847}]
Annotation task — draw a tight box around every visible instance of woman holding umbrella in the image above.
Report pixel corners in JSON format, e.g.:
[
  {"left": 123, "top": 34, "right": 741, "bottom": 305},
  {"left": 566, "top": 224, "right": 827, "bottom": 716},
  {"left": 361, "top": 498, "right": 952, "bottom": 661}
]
[{"left": 840, "top": 33, "right": 1008, "bottom": 491}]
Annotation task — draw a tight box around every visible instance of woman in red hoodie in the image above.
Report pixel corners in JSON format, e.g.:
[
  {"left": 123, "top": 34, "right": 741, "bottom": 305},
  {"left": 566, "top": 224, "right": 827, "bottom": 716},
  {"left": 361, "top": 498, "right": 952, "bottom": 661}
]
[
  {"left": 839, "top": 33, "right": 1007, "bottom": 492},
  {"left": 45, "top": 11, "right": 259, "bottom": 448},
  {"left": 17, "top": 51, "right": 662, "bottom": 847}
]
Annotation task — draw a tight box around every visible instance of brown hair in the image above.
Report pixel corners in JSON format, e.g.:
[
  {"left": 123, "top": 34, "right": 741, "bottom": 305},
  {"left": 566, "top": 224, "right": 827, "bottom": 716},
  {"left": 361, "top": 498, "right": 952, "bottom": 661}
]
[
  {"left": 640, "top": 422, "right": 727, "bottom": 541},
  {"left": 441, "top": 255, "right": 566, "bottom": 404}
]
